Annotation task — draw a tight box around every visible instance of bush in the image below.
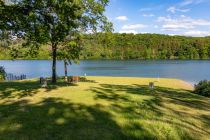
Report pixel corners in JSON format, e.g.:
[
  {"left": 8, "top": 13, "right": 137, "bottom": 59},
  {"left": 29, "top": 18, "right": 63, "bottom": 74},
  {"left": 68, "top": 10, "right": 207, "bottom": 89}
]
[
  {"left": 194, "top": 80, "right": 210, "bottom": 97},
  {"left": 0, "top": 66, "right": 6, "bottom": 81}
]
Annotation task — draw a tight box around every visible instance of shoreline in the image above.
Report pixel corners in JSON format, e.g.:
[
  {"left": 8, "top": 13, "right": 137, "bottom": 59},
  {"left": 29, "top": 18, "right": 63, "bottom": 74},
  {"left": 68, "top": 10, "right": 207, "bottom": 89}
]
[
  {"left": 7, "top": 76, "right": 193, "bottom": 90},
  {"left": 1, "top": 59, "right": 210, "bottom": 61},
  {"left": 85, "top": 76, "right": 194, "bottom": 90}
]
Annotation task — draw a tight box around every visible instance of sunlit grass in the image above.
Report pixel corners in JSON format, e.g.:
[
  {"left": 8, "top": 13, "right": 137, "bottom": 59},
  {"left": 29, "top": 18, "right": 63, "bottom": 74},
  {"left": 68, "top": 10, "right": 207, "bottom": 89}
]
[{"left": 0, "top": 76, "right": 209, "bottom": 140}]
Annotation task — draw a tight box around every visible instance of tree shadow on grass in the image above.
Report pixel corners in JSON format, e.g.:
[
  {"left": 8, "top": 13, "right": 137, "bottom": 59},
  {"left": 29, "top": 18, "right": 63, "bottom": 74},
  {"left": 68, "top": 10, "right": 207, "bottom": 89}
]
[
  {"left": 0, "top": 77, "right": 98, "bottom": 100},
  {"left": 0, "top": 81, "right": 41, "bottom": 99},
  {"left": 0, "top": 97, "right": 154, "bottom": 140},
  {"left": 156, "top": 87, "right": 210, "bottom": 111},
  {"left": 1, "top": 81, "right": 210, "bottom": 139},
  {"left": 0, "top": 79, "right": 78, "bottom": 100},
  {"left": 94, "top": 84, "right": 210, "bottom": 111},
  {"left": 89, "top": 84, "right": 210, "bottom": 139}
]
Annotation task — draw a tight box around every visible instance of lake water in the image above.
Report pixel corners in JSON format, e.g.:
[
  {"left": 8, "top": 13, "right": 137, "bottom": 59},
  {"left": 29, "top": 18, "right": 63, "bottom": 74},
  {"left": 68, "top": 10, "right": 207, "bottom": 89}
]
[{"left": 0, "top": 60, "right": 210, "bottom": 84}]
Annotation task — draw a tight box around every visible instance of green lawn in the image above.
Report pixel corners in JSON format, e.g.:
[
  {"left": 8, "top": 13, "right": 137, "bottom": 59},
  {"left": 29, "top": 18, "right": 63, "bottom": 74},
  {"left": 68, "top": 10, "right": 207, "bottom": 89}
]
[{"left": 0, "top": 76, "right": 210, "bottom": 140}]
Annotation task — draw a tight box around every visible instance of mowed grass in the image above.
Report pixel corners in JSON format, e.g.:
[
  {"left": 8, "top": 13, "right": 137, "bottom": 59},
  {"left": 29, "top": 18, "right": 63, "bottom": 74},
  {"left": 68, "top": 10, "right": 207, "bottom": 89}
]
[{"left": 0, "top": 76, "right": 210, "bottom": 140}]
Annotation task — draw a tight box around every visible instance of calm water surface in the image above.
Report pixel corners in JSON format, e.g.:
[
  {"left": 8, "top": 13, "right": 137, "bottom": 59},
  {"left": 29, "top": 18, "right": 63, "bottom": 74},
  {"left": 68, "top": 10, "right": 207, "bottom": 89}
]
[{"left": 0, "top": 60, "right": 210, "bottom": 84}]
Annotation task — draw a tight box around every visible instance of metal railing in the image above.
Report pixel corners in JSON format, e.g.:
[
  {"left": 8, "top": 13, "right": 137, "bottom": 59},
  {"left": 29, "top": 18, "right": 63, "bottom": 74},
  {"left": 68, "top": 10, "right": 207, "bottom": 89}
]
[{"left": 5, "top": 73, "right": 27, "bottom": 81}]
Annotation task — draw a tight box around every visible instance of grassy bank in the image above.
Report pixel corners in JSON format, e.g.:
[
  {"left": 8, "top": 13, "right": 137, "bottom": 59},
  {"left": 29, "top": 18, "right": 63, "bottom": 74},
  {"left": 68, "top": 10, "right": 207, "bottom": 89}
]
[{"left": 0, "top": 76, "right": 209, "bottom": 140}]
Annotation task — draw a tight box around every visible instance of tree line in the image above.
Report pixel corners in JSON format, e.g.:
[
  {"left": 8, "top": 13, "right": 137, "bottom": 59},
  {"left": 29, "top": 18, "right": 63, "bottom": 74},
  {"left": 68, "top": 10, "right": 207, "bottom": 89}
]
[
  {"left": 2, "top": 33, "right": 210, "bottom": 60},
  {"left": 81, "top": 33, "right": 210, "bottom": 60}
]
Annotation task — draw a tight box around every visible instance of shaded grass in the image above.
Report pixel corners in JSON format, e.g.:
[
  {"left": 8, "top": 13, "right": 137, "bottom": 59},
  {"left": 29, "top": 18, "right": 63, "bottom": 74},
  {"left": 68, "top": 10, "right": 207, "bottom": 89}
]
[{"left": 0, "top": 76, "right": 210, "bottom": 140}]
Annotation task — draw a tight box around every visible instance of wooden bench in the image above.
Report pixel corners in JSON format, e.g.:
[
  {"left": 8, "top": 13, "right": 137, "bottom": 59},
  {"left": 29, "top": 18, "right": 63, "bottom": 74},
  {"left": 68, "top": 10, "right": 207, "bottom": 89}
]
[{"left": 67, "top": 76, "right": 79, "bottom": 83}]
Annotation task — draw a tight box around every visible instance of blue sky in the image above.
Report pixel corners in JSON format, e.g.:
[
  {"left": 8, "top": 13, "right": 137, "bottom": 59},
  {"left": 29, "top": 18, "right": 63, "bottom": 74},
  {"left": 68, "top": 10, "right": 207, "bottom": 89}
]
[{"left": 105, "top": 0, "right": 210, "bottom": 37}]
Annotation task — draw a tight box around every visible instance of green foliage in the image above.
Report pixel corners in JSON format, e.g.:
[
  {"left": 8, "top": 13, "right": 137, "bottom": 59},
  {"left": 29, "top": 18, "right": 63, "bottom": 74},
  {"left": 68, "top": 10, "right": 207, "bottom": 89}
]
[
  {"left": 1, "top": 0, "right": 112, "bottom": 46},
  {"left": 81, "top": 33, "right": 210, "bottom": 60},
  {"left": 57, "top": 40, "right": 82, "bottom": 64},
  {"left": 1, "top": 0, "right": 112, "bottom": 82},
  {"left": 1, "top": 33, "right": 210, "bottom": 60},
  {"left": 194, "top": 80, "right": 210, "bottom": 97},
  {"left": 0, "top": 66, "right": 6, "bottom": 81}
]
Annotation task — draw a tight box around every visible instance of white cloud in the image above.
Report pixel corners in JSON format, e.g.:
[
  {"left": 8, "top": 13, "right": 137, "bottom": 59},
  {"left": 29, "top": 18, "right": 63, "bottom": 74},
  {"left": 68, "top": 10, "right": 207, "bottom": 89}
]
[
  {"left": 119, "top": 30, "right": 138, "bottom": 34},
  {"left": 139, "top": 8, "right": 152, "bottom": 12},
  {"left": 184, "top": 30, "right": 210, "bottom": 37},
  {"left": 122, "top": 24, "right": 148, "bottom": 30},
  {"left": 166, "top": 0, "right": 207, "bottom": 14},
  {"left": 154, "top": 25, "right": 159, "bottom": 29},
  {"left": 167, "top": 6, "right": 190, "bottom": 13},
  {"left": 162, "top": 24, "right": 193, "bottom": 31},
  {"left": 180, "top": 0, "right": 205, "bottom": 7},
  {"left": 167, "top": 6, "right": 176, "bottom": 13},
  {"left": 119, "top": 24, "right": 148, "bottom": 34},
  {"left": 118, "top": 30, "right": 150, "bottom": 34},
  {"left": 143, "top": 14, "right": 155, "bottom": 17},
  {"left": 179, "top": 9, "right": 191, "bottom": 12},
  {"left": 168, "top": 34, "right": 176, "bottom": 36},
  {"left": 191, "top": 19, "right": 210, "bottom": 26},
  {"left": 180, "top": 0, "right": 194, "bottom": 6},
  {"left": 157, "top": 15, "right": 210, "bottom": 31},
  {"left": 139, "top": 5, "right": 164, "bottom": 12},
  {"left": 115, "top": 16, "right": 128, "bottom": 21}
]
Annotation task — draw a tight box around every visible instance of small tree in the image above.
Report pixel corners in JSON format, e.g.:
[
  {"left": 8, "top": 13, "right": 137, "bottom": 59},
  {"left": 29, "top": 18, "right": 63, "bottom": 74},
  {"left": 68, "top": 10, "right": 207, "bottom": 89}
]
[
  {"left": 0, "top": 66, "right": 6, "bottom": 81},
  {"left": 194, "top": 80, "right": 210, "bottom": 97},
  {"left": 57, "top": 34, "right": 82, "bottom": 81}
]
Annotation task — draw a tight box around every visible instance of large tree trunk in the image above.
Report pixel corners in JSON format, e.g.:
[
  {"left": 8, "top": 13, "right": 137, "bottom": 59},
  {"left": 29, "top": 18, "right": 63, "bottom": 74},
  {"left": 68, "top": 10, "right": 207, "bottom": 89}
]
[
  {"left": 64, "top": 59, "right": 68, "bottom": 82},
  {"left": 52, "top": 43, "right": 57, "bottom": 83}
]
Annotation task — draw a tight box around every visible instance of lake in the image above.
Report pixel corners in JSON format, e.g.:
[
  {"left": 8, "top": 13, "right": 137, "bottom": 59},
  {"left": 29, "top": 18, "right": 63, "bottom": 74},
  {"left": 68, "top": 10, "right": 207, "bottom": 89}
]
[{"left": 0, "top": 60, "right": 210, "bottom": 84}]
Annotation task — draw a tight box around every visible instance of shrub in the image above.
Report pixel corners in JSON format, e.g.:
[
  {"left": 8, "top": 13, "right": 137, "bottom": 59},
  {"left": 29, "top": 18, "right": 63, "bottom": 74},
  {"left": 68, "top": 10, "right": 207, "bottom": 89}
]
[
  {"left": 0, "top": 66, "right": 6, "bottom": 81},
  {"left": 194, "top": 80, "right": 210, "bottom": 97}
]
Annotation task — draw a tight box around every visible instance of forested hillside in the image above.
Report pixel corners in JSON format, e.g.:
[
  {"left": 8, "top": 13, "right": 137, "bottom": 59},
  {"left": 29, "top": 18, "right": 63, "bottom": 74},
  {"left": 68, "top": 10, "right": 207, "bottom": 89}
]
[
  {"left": 1, "top": 33, "right": 210, "bottom": 60},
  {"left": 81, "top": 33, "right": 210, "bottom": 60}
]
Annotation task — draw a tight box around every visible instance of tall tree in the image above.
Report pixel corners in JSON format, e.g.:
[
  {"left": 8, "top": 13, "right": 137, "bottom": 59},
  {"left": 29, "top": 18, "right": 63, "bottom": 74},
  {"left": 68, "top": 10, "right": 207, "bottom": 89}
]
[{"left": 0, "top": 0, "right": 112, "bottom": 83}]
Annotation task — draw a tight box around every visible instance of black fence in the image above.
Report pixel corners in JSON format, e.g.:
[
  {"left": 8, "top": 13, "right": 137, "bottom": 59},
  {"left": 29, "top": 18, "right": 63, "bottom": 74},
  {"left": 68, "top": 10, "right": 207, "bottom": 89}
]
[{"left": 5, "top": 73, "right": 27, "bottom": 81}]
